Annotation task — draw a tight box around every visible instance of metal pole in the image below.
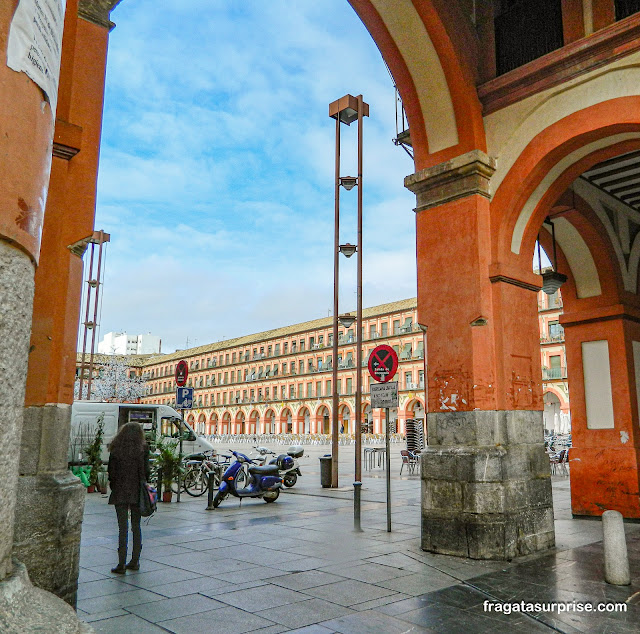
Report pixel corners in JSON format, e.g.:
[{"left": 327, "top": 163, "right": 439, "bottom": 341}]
[
  {"left": 86, "top": 231, "right": 106, "bottom": 400},
  {"left": 206, "top": 471, "right": 215, "bottom": 510},
  {"left": 78, "top": 242, "right": 96, "bottom": 400},
  {"left": 177, "top": 409, "right": 184, "bottom": 502},
  {"left": 385, "top": 406, "right": 391, "bottom": 532},
  {"left": 332, "top": 116, "right": 341, "bottom": 488},
  {"left": 354, "top": 94, "right": 364, "bottom": 529}
]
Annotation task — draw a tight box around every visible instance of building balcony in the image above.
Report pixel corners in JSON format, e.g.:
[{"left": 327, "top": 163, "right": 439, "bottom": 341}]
[
  {"left": 542, "top": 367, "right": 567, "bottom": 380},
  {"left": 540, "top": 333, "right": 565, "bottom": 344}
]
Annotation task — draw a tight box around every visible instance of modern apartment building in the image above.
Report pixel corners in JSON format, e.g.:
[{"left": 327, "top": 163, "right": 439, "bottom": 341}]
[
  {"left": 97, "top": 331, "right": 162, "bottom": 355},
  {"left": 139, "top": 299, "right": 426, "bottom": 436}
]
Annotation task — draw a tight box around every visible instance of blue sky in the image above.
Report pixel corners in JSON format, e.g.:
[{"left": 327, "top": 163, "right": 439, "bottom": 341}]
[{"left": 94, "top": 1, "right": 417, "bottom": 353}]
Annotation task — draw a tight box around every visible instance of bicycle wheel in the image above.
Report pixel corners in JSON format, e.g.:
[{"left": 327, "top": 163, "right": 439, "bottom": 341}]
[{"left": 184, "top": 467, "right": 207, "bottom": 497}]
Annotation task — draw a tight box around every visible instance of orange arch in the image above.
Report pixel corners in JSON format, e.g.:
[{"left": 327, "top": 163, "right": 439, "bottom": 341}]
[
  {"left": 494, "top": 97, "right": 640, "bottom": 271},
  {"left": 544, "top": 385, "right": 569, "bottom": 410},
  {"left": 349, "top": 0, "right": 485, "bottom": 169}
]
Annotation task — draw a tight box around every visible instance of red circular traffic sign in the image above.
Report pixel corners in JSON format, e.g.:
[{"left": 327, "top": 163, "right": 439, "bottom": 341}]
[
  {"left": 175, "top": 360, "right": 189, "bottom": 387},
  {"left": 368, "top": 345, "right": 398, "bottom": 383}
]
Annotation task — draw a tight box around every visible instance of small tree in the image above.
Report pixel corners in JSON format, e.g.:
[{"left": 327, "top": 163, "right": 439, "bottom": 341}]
[
  {"left": 75, "top": 355, "right": 145, "bottom": 402},
  {"left": 84, "top": 415, "right": 105, "bottom": 487}
]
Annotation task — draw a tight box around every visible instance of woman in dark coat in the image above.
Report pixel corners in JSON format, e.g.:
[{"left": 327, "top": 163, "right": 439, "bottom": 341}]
[{"left": 107, "top": 422, "right": 150, "bottom": 573}]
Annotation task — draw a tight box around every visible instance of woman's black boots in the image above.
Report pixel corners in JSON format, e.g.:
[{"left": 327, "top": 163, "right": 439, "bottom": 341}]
[{"left": 111, "top": 548, "right": 127, "bottom": 574}]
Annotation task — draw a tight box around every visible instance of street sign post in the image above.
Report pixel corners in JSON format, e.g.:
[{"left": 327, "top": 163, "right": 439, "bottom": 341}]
[
  {"left": 174, "top": 376, "right": 191, "bottom": 503},
  {"left": 371, "top": 381, "right": 398, "bottom": 409},
  {"left": 368, "top": 345, "right": 399, "bottom": 533},
  {"left": 175, "top": 360, "right": 188, "bottom": 387},
  {"left": 368, "top": 344, "right": 398, "bottom": 383},
  {"left": 176, "top": 387, "right": 194, "bottom": 409}
]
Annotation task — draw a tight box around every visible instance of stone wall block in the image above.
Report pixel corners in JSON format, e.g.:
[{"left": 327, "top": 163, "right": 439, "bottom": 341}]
[
  {"left": 502, "top": 445, "right": 533, "bottom": 479},
  {"left": 504, "top": 508, "right": 555, "bottom": 558},
  {"left": 475, "top": 410, "right": 507, "bottom": 445},
  {"left": 526, "top": 477, "right": 554, "bottom": 508},
  {"left": 529, "top": 445, "right": 553, "bottom": 478},
  {"left": 429, "top": 412, "right": 478, "bottom": 445},
  {"left": 462, "top": 482, "right": 506, "bottom": 514},
  {"left": 13, "top": 472, "right": 85, "bottom": 606},
  {"left": 20, "top": 404, "right": 73, "bottom": 475},
  {"left": 465, "top": 517, "right": 507, "bottom": 559},
  {"left": 422, "top": 479, "right": 463, "bottom": 511},
  {"left": 504, "top": 410, "right": 544, "bottom": 444},
  {"left": 0, "top": 561, "right": 93, "bottom": 634},
  {"left": 18, "top": 413, "right": 41, "bottom": 476},
  {"left": 428, "top": 411, "right": 511, "bottom": 447},
  {"left": 504, "top": 480, "right": 528, "bottom": 509},
  {"left": 469, "top": 447, "right": 506, "bottom": 482},
  {"left": 420, "top": 449, "right": 458, "bottom": 480},
  {"left": 422, "top": 513, "right": 469, "bottom": 556}
]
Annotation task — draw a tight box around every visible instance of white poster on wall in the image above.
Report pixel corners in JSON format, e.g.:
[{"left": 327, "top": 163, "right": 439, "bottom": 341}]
[{"left": 6, "top": 0, "right": 67, "bottom": 119}]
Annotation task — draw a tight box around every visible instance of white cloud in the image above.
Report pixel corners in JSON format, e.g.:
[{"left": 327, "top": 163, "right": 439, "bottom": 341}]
[{"left": 93, "top": 0, "right": 417, "bottom": 354}]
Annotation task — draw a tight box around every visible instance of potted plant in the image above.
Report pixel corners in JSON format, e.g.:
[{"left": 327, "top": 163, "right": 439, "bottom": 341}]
[
  {"left": 156, "top": 438, "right": 182, "bottom": 502},
  {"left": 97, "top": 468, "right": 109, "bottom": 495},
  {"left": 84, "top": 416, "right": 104, "bottom": 493}
]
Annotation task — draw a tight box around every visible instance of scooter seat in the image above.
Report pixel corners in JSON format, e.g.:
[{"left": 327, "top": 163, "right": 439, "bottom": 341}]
[{"left": 248, "top": 464, "right": 279, "bottom": 476}]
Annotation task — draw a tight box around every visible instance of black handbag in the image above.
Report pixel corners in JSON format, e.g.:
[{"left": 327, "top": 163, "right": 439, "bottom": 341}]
[{"left": 139, "top": 480, "right": 157, "bottom": 517}]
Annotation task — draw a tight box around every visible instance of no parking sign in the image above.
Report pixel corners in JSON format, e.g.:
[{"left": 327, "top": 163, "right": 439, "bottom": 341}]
[{"left": 368, "top": 345, "right": 398, "bottom": 383}]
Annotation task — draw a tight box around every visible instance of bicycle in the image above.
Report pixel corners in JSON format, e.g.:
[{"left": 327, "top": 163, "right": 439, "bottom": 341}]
[{"left": 183, "top": 451, "right": 231, "bottom": 497}]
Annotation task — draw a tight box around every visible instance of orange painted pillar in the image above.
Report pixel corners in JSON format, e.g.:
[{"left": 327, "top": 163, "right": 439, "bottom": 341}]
[
  {"left": 293, "top": 415, "right": 304, "bottom": 434},
  {"left": 406, "top": 151, "right": 554, "bottom": 560},
  {"left": 372, "top": 409, "right": 385, "bottom": 434},
  {"left": 310, "top": 414, "right": 321, "bottom": 434},
  {"left": 563, "top": 310, "right": 640, "bottom": 517},
  {"left": 0, "top": 0, "right": 57, "bottom": 587}
]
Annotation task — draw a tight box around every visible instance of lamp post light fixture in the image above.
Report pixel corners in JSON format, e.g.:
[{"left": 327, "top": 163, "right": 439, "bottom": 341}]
[
  {"left": 339, "top": 243, "right": 357, "bottom": 258},
  {"left": 329, "top": 93, "right": 369, "bottom": 529},
  {"left": 340, "top": 176, "right": 358, "bottom": 191},
  {"left": 537, "top": 217, "right": 567, "bottom": 295},
  {"left": 338, "top": 313, "right": 356, "bottom": 329}
]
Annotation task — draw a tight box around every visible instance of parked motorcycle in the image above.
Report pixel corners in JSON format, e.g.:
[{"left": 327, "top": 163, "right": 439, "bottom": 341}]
[
  {"left": 249, "top": 445, "right": 303, "bottom": 487},
  {"left": 269, "top": 445, "right": 303, "bottom": 488},
  {"left": 212, "top": 449, "right": 282, "bottom": 507}
]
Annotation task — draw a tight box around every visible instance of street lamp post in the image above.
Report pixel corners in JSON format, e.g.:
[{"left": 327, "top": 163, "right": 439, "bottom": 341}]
[{"left": 329, "top": 95, "right": 369, "bottom": 525}]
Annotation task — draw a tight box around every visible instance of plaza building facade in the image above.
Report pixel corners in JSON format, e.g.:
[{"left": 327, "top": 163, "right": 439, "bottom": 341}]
[
  {"left": 139, "top": 299, "right": 426, "bottom": 437},
  {"left": 538, "top": 287, "right": 571, "bottom": 434},
  {"left": 135, "top": 292, "right": 571, "bottom": 438}
]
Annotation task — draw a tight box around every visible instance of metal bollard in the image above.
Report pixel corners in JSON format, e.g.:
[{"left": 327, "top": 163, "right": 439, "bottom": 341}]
[
  {"left": 603, "top": 510, "right": 631, "bottom": 585},
  {"left": 206, "top": 471, "right": 215, "bottom": 510},
  {"left": 157, "top": 468, "right": 163, "bottom": 502},
  {"left": 353, "top": 481, "right": 363, "bottom": 532}
]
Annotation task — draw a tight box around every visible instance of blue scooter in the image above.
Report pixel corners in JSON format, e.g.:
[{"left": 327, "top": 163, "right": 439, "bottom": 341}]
[{"left": 212, "top": 449, "right": 282, "bottom": 507}]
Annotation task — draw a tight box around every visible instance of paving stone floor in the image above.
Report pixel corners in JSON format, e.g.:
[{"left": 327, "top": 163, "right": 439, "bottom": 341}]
[{"left": 77, "top": 443, "right": 640, "bottom": 633}]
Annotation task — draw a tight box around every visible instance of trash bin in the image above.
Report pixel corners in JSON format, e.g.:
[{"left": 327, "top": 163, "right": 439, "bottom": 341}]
[{"left": 319, "top": 455, "right": 332, "bottom": 488}]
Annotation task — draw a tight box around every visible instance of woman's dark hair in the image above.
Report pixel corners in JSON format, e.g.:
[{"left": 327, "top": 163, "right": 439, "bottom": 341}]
[{"left": 108, "top": 422, "right": 147, "bottom": 453}]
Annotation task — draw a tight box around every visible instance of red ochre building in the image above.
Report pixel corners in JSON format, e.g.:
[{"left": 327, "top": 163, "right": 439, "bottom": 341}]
[
  {"left": 539, "top": 287, "right": 571, "bottom": 433},
  {"left": 134, "top": 293, "right": 569, "bottom": 437},
  {"left": 139, "top": 299, "right": 426, "bottom": 437}
]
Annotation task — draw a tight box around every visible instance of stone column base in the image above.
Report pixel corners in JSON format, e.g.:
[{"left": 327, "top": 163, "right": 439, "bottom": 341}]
[
  {"left": 0, "top": 560, "right": 93, "bottom": 634},
  {"left": 421, "top": 410, "right": 555, "bottom": 560},
  {"left": 13, "top": 404, "right": 85, "bottom": 605}
]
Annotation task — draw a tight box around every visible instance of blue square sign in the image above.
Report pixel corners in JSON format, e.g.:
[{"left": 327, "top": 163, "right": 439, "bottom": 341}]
[{"left": 176, "top": 387, "right": 194, "bottom": 409}]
